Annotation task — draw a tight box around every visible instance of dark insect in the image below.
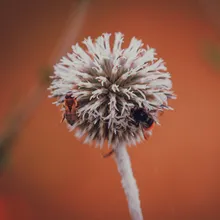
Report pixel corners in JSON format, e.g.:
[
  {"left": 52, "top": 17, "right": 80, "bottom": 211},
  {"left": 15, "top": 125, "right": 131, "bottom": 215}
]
[
  {"left": 61, "top": 94, "right": 78, "bottom": 126},
  {"left": 131, "top": 107, "right": 155, "bottom": 140}
]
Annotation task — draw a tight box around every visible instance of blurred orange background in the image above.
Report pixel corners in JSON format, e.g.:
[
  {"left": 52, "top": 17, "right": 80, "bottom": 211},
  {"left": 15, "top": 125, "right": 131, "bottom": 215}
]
[{"left": 0, "top": 0, "right": 220, "bottom": 219}]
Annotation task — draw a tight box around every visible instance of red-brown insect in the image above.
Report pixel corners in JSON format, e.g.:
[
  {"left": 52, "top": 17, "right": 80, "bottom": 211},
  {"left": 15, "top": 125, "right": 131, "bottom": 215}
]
[
  {"left": 61, "top": 94, "right": 78, "bottom": 126},
  {"left": 101, "top": 149, "right": 114, "bottom": 158}
]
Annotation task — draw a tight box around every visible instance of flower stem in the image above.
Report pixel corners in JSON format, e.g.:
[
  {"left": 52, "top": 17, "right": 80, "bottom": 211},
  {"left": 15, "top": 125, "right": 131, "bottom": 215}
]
[{"left": 114, "top": 145, "right": 143, "bottom": 220}]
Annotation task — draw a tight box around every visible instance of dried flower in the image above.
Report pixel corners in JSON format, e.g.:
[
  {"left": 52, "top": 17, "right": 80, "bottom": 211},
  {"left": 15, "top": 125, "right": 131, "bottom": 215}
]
[
  {"left": 49, "top": 32, "right": 175, "bottom": 147},
  {"left": 48, "top": 33, "right": 175, "bottom": 220}
]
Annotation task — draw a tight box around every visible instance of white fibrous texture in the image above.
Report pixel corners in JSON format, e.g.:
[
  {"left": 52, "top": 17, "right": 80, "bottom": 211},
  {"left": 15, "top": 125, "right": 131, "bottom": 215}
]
[{"left": 49, "top": 33, "right": 175, "bottom": 148}]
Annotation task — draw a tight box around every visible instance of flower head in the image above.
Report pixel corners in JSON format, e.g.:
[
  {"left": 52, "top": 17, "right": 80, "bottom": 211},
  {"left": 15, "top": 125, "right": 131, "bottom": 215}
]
[{"left": 49, "top": 33, "right": 175, "bottom": 148}]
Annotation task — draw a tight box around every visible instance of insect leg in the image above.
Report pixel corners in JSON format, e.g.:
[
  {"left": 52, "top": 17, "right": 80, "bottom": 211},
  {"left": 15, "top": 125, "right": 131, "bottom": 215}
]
[
  {"left": 74, "top": 98, "right": 78, "bottom": 108},
  {"left": 61, "top": 113, "right": 65, "bottom": 123},
  {"left": 101, "top": 149, "right": 114, "bottom": 158}
]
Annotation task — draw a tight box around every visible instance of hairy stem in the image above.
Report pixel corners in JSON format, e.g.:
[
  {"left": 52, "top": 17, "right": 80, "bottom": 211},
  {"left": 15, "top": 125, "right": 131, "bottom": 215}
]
[{"left": 114, "top": 145, "right": 143, "bottom": 220}]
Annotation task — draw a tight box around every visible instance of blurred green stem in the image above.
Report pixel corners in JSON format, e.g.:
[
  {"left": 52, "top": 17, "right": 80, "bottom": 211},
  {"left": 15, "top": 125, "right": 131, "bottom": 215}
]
[{"left": 0, "top": 0, "right": 90, "bottom": 171}]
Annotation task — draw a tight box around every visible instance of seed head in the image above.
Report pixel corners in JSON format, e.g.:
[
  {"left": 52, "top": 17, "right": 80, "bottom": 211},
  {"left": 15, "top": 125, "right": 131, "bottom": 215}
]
[{"left": 49, "top": 33, "right": 175, "bottom": 148}]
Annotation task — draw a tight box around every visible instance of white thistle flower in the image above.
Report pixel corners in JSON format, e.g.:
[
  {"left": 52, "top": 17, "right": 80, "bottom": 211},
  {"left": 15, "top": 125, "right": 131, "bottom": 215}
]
[
  {"left": 48, "top": 33, "right": 176, "bottom": 220},
  {"left": 49, "top": 32, "right": 175, "bottom": 148}
]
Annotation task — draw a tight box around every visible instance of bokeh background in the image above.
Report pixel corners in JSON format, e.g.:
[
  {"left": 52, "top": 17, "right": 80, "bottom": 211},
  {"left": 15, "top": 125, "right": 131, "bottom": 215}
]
[{"left": 0, "top": 0, "right": 220, "bottom": 219}]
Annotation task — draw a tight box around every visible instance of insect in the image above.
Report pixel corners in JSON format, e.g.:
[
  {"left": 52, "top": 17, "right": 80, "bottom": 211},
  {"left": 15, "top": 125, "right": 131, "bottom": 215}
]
[
  {"left": 101, "top": 149, "right": 114, "bottom": 158},
  {"left": 61, "top": 94, "right": 78, "bottom": 126},
  {"left": 131, "top": 107, "right": 155, "bottom": 140}
]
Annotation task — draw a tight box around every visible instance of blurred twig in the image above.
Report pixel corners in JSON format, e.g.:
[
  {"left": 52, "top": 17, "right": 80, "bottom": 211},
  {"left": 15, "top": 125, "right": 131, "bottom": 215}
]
[
  {"left": 50, "top": 0, "right": 90, "bottom": 64},
  {"left": 0, "top": 85, "right": 46, "bottom": 171},
  {"left": 203, "top": 41, "right": 220, "bottom": 70},
  {"left": 198, "top": 0, "right": 220, "bottom": 35},
  {"left": 198, "top": 0, "right": 220, "bottom": 72},
  {"left": 0, "top": 0, "right": 90, "bottom": 171}
]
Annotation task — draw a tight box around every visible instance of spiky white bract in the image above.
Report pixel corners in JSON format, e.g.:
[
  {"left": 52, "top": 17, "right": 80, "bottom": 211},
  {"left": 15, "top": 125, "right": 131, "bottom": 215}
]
[{"left": 49, "top": 32, "right": 175, "bottom": 148}]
